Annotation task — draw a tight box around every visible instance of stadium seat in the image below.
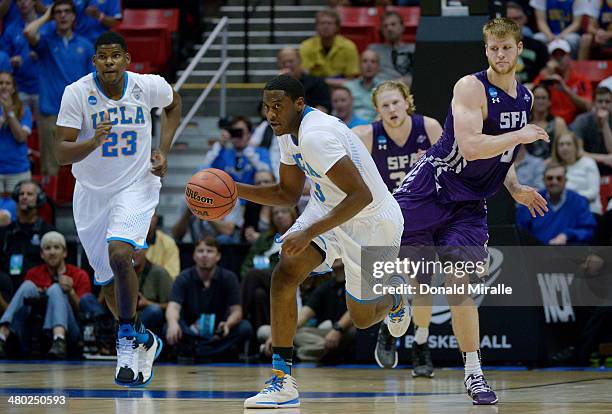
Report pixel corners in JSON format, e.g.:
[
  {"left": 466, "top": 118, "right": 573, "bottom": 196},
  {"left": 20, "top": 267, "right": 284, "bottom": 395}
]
[
  {"left": 338, "top": 7, "right": 380, "bottom": 53},
  {"left": 570, "top": 60, "right": 612, "bottom": 88},
  {"left": 116, "top": 26, "right": 170, "bottom": 73},
  {"left": 122, "top": 8, "right": 179, "bottom": 33}
]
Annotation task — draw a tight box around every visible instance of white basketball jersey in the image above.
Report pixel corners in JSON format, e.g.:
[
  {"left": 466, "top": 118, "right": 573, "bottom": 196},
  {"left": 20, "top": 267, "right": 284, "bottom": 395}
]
[
  {"left": 278, "top": 107, "right": 389, "bottom": 218},
  {"left": 57, "top": 71, "right": 173, "bottom": 192}
]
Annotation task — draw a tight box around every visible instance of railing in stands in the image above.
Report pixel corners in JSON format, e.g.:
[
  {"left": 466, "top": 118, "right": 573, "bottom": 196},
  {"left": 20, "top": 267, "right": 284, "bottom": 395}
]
[
  {"left": 165, "top": 16, "right": 230, "bottom": 144},
  {"left": 243, "top": 0, "right": 277, "bottom": 82}
]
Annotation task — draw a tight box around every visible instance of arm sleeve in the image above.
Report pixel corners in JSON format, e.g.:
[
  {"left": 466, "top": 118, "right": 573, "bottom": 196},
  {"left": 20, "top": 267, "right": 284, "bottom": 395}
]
[
  {"left": 20, "top": 106, "right": 32, "bottom": 135},
  {"left": 529, "top": 0, "right": 546, "bottom": 12},
  {"left": 56, "top": 85, "right": 83, "bottom": 129},
  {"left": 107, "top": 0, "right": 122, "bottom": 18},
  {"left": 145, "top": 74, "right": 174, "bottom": 109},
  {"left": 169, "top": 274, "right": 186, "bottom": 304},
  {"left": 574, "top": 0, "right": 599, "bottom": 17},
  {"left": 300, "top": 131, "right": 347, "bottom": 175},
  {"left": 225, "top": 271, "right": 241, "bottom": 307},
  {"left": 565, "top": 196, "right": 597, "bottom": 241},
  {"left": 278, "top": 135, "right": 296, "bottom": 166}
]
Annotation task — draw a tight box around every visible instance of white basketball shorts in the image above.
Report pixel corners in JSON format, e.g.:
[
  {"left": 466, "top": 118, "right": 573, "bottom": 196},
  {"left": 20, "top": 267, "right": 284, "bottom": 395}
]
[
  {"left": 73, "top": 172, "right": 162, "bottom": 285},
  {"left": 282, "top": 193, "right": 403, "bottom": 301}
]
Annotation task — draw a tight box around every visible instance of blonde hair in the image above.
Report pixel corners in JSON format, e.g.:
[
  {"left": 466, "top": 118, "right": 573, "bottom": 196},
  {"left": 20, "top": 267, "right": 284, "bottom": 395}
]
[
  {"left": 372, "top": 80, "right": 416, "bottom": 115},
  {"left": 482, "top": 17, "right": 521, "bottom": 44},
  {"left": 552, "top": 132, "right": 584, "bottom": 165}
]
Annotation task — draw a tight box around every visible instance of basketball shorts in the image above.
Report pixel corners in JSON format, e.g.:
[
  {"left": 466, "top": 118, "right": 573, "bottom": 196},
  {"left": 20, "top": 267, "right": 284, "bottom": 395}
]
[
  {"left": 73, "top": 173, "right": 162, "bottom": 285},
  {"left": 283, "top": 194, "right": 404, "bottom": 302}
]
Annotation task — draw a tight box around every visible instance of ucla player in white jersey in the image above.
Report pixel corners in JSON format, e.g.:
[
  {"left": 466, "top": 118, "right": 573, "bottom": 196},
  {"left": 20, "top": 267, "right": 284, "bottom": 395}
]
[
  {"left": 238, "top": 75, "right": 409, "bottom": 409},
  {"left": 54, "top": 32, "right": 181, "bottom": 387}
]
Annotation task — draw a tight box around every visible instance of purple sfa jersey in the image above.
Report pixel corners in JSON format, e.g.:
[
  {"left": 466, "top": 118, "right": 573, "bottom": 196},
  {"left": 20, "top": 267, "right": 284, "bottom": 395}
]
[
  {"left": 371, "top": 114, "right": 431, "bottom": 192},
  {"left": 408, "top": 70, "right": 532, "bottom": 203}
]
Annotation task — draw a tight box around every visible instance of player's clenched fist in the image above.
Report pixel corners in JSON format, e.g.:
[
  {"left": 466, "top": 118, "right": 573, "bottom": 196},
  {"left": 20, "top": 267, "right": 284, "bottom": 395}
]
[{"left": 92, "top": 120, "right": 112, "bottom": 147}]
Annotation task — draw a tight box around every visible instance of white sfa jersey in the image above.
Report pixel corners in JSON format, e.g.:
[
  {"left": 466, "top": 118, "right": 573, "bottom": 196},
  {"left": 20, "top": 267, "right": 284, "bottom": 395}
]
[
  {"left": 278, "top": 107, "right": 389, "bottom": 218},
  {"left": 57, "top": 71, "right": 173, "bottom": 192}
]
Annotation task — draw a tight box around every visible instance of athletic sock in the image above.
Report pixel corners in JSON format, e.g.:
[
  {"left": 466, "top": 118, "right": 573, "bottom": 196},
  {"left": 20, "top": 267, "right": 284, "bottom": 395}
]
[
  {"left": 463, "top": 350, "right": 483, "bottom": 380},
  {"left": 414, "top": 326, "right": 429, "bottom": 345},
  {"left": 272, "top": 347, "right": 293, "bottom": 375},
  {"left": 53, "top": 334, "right": 65, "bottom": 341}
]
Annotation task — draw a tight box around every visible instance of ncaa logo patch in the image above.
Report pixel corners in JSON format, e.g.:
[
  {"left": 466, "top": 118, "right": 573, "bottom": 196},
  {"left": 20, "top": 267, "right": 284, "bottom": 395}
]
[
  {"left": 88, "top": 96, "right": 97, "bottom": 105},
  {"left": 488, "top": 87, "right": 498, "bottom": 98},
  {"left": 377, "top": 135, "right": 387, "bottom": 145}
]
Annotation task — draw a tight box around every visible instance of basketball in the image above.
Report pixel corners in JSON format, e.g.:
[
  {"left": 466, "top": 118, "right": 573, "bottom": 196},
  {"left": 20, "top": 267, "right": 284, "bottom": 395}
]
[{"left": 185, "top": 168, "right": 238, "bottom": 221}]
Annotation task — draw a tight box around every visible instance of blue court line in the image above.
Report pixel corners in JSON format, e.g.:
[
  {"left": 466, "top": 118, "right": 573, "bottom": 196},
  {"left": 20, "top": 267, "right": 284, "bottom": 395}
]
[
  {"left": 1, "top": 360, "right": 611, "bottom": 372},
  {"left": 0, "top": 387, "right": 449, "bottom": 399}
]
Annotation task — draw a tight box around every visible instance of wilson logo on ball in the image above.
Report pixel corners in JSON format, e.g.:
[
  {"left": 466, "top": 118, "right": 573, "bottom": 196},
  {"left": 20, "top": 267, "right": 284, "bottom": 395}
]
[{"left": 186, "top": 187, "right": 214, "bottom": 205}]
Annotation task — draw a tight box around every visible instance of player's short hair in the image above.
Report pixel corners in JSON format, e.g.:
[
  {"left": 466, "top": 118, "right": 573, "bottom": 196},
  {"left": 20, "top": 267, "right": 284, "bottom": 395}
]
[
  {"left": 195, "top": 236, "right": 220, "bottom": 252},
  {"left": 95, "top": 32, "right": 128, "bottom": 53},
  {"left": 483, "top": 17, "right": 521, "bottom": 44},
  {"left": 372, "top": 80, "right": 416, "bottom": 115},
  {"left": 51, "top": 0, "right": 75, "bottom": 15},
  {"left": 264, "top": 75, "right": 305, "bottom": 101},
  {"left": 316, "top": 9, "right": 341, "bottom": 26}
]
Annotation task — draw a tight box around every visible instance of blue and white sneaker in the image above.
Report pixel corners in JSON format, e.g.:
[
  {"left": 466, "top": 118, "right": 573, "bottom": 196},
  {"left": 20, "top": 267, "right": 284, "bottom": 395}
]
[
  {"left": 133, "top": 329, "right": 162, "bottom": 387},
  {"left": 244, "top": 369, "right": 300, "bottom": 409},
  {"left": 386, "top": 274, "right": 411, "bottom": 337},
  {"left": 114, "top": 326, "right": 141, "bottom": 386}
]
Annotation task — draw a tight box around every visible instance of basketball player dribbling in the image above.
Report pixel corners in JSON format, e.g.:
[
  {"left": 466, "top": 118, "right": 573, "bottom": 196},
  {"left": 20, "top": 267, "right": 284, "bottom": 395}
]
[
  {"left": 238, "top": 74, "right": 410, "bottom": 409},
  {"left": 393, "top": 18, "right": 549, "bottom": 404},
  {"left": 353, "top": 80, "right": 442, "bottom": 374},
  {"left": 54, "top": 32, "right": 181, "bottom": 387}
]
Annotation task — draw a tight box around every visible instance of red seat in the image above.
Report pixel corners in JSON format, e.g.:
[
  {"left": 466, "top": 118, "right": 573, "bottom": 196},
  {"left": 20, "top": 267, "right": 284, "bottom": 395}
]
[
  {"left": 600, "top": 175, "right": 612, "bottom": 211},
  {"left": 338, "top": 7, "right": 380, "bottom": 53},
  {"left": 570, "top": 60, "right": 612, "bottom": 88},
  {"left": 122, "top": 9, "right": 179, "bottom": 33},
  {"left": 116, "top": 26, "right": 170, "bottom": 73}
]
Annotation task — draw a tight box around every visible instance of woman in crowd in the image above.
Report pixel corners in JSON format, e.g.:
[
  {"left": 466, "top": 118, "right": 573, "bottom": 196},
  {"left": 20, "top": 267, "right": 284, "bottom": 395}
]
[{"left": 530, "top": 84, "right": 568, "bottom": 158}]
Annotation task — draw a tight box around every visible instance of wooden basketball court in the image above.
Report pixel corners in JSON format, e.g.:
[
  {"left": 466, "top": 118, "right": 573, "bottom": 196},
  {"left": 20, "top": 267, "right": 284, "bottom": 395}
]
[{"left": 0, "top": 362, "right": 610, "bottom": 413}]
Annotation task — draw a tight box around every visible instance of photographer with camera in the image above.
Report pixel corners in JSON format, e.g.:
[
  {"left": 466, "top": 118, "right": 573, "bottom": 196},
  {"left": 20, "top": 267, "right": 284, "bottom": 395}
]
[
  {"left": 172, "top": 116, "right": 272, "bottom": 244},
  {"left": 534, "top": 38, "right": 592, "bottom": 125}
]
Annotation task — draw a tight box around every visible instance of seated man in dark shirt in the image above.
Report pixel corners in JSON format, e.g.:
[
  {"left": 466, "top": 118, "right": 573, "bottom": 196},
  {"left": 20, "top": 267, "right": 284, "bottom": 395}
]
[
  {"left": 165, "top": 237, "right": 252, "bottom": 360},
  {"left": 0, "top": 181, "right": 54, "bottom": 290}
]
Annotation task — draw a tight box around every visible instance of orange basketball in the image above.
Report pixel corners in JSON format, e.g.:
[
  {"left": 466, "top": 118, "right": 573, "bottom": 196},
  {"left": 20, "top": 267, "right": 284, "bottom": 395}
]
[{"left": 185, "top": 168, "right": 238, "bottom": 221}]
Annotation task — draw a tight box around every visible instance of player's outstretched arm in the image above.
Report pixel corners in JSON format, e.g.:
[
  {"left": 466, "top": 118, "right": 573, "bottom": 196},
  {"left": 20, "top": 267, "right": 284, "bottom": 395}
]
[
  {"left": 236, "top": 162, "right": 306, "bottom": 207},
  {"left": 22, "top": 5, "right": 51, "bottom": 46},
  {"left": 504, "top": 164, "right": 548, "bottom": 218},
  {"left": 453, "top": 76, "right": 549, "bottom": 161}
]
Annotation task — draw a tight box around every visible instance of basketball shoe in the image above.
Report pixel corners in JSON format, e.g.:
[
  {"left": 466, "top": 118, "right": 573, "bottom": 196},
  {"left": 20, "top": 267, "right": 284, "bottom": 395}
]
[
  {"left": 374, "top": 322, "right": 398, "bottom": 368},
  {"left": 386, "top": 275, "right": 411, "bottom": 337},
  {"left": 464, "top": 374, "right": 498, "bottom": 405},
  {"left": 411, "top": 342, "right": 434, "bottom": 378},
  {"left": 244, "top": 369, "right": 300, "bottom": 408},
  {"left": 114, "top": 325, "right": 160, "bottom": 387}
]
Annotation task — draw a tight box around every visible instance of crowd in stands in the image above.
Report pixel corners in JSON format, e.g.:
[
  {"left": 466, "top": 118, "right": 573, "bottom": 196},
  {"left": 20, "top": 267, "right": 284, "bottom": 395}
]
[{"left": 0, "top": 0, "right": 611, "bottom": 365}]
